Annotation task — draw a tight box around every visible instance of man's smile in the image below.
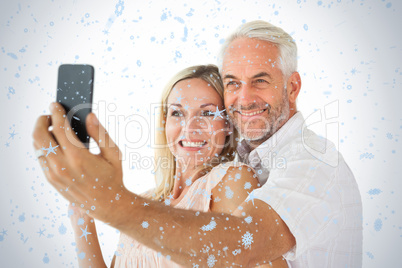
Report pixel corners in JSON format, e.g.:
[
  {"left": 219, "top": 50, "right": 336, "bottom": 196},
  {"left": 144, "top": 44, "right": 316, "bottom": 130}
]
[{"left": 235, "top": 109, "right": 267, "bottom": 117}]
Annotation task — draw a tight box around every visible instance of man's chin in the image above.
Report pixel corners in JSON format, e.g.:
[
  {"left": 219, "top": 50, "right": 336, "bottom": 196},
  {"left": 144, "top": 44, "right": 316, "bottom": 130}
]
[{"left": 241, "top": 131, "right": 271, "bottom": 143}]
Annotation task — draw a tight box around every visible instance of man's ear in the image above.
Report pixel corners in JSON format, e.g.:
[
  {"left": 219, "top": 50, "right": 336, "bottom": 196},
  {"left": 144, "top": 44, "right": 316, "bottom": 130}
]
[{"left": 287, "top": 72, "right": 301, "bottom": 104}]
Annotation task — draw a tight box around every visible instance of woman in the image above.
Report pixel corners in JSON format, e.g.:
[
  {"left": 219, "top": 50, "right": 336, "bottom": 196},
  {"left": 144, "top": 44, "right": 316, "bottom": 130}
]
[{"left": 69, "top": 65, "right": 288, "bottom": 267}]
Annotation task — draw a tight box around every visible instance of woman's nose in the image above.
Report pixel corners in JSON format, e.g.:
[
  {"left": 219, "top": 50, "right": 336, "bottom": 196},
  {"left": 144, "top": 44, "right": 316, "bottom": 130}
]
[{"left": 183, "top": 116, "right": 211, "bottom": 134}]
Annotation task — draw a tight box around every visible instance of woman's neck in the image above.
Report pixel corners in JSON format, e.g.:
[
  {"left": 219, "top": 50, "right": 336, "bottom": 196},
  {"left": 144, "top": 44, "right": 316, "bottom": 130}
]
[{"left": 170, "top": 162, "right": 205, "bottom": 200}]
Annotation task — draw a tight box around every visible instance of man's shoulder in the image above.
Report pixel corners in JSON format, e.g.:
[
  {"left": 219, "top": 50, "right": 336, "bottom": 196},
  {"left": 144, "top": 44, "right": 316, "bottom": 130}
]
[{"left": 278, "top": 126, "right": 344, "bottom": 170}]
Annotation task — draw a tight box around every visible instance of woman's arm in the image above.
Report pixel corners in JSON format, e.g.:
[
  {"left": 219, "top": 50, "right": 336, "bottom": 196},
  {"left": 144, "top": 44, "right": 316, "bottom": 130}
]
[
  {"left": 210, "top": 164, "right": 288, "bottom": 268},
  {"left": 69, "top": 203, "right": 108, "bottom": 268}
]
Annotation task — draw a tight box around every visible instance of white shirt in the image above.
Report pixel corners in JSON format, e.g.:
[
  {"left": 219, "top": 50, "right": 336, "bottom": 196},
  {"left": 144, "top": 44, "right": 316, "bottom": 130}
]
[{"left": 239, "top": 112, "right": 363, "bottom": 268}]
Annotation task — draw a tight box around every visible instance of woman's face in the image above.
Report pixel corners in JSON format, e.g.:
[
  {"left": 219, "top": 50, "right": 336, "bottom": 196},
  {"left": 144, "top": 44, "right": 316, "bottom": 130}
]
[{"left": 165, "top": 78, "right": 229, "bottom": 168}]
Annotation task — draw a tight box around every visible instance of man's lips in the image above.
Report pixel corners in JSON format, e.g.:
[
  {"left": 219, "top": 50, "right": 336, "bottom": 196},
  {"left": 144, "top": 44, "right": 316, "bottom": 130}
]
[{"left": 234, "top": 109, "right": 267, "bottom": 117}]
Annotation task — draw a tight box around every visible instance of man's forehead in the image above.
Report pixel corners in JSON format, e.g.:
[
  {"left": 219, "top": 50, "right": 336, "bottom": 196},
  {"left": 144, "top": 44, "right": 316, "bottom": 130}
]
[
  {"left": 224, "top": 38, "right": 277, "bottom": 57},
  {"left": 221, "top": 38, "right": 279, "bottom": 72}
]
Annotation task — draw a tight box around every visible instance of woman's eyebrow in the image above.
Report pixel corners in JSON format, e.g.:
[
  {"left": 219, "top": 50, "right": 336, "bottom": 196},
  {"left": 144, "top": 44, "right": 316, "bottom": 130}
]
[
  {"left": 168, "top": 103, "right": 182, "bottom": 109},
  {"left": 199, "top": 103, "right": 218, "bottom": 108}
]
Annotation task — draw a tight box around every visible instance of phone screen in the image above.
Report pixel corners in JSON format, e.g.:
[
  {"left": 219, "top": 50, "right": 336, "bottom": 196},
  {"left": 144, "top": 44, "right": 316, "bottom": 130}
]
[{"left": 56, "top": 64, "right": 94, "bottom": 148}]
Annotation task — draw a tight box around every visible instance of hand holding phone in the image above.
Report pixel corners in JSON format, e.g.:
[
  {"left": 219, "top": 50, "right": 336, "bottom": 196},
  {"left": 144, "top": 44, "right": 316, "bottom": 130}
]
[{"left": 56, "top": 64, "right": 94, "bottom": 148}]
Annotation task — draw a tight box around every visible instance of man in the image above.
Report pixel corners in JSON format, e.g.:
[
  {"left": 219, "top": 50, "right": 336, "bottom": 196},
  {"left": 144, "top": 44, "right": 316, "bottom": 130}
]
[{"left": 33, "top": 20, "right": 362, "bottom": 267}]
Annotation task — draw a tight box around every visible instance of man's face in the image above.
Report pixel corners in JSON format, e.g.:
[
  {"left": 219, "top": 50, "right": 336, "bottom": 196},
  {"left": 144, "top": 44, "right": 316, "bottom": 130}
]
[{"left": 222, "top": 38, "right": 290, "bottom": 144}]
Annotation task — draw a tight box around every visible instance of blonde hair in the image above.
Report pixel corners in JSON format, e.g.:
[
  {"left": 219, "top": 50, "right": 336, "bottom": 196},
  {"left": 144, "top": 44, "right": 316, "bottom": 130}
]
[
  {"left": 219, "top": 20, "right": 297, "bottom": 79},
  {"left": 152, "top": 65, "right": 238, "bottom": 201}
]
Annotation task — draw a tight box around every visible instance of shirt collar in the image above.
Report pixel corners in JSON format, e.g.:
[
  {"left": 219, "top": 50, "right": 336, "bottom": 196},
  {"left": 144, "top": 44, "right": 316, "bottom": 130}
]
[
  {"left": 255, "top": 111, "right": 305, "bottom": 160},
  {"left": 237, "top": 111, "right": 305, "bottom": 168}
]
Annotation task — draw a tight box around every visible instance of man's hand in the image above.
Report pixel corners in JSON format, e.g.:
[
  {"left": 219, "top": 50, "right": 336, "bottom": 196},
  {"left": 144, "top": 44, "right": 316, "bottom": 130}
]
[{"left": 32, "top": 102, "right": 127, "bottom": 223}]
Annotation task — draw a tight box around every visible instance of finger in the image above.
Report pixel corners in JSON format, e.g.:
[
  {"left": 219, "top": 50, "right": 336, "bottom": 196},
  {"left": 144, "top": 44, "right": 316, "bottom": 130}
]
[
  {"left": 86, "top": 113, "right": 122, "bottom": 166},
  {"left": 35, "top": 152, "right": 71, "bottom": 195},
  {"left": 49, "top": 102, "right": 86, "bottom": 153},
  {"left": 32, "top": 115, "right": 64, "bottom": 157},
  {"left": 33, "top": 139, "right": 68, "bottom": 186}
]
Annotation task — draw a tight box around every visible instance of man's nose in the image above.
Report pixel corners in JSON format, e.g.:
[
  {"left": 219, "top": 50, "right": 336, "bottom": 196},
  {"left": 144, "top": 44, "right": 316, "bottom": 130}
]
[{"left": 237, "top": 82, "right": 256, "bottom": 106}]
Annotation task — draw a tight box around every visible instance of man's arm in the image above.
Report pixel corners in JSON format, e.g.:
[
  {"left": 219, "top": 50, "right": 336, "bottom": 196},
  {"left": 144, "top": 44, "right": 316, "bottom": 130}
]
[
  {"left": 33, "top": 103, "right": 295, "bottom": 267},
  {"left": 209, "top": 164, "right": 289, "bottom": 267},
  {"left": 112, "top": 191, "right": 294, "bottom": 267}
]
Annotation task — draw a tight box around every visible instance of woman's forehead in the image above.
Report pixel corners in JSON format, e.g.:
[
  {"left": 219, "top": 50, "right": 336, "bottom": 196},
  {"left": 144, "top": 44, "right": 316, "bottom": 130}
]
[{"left": 167, "top": 78, "right": 223, "bottom": 106}]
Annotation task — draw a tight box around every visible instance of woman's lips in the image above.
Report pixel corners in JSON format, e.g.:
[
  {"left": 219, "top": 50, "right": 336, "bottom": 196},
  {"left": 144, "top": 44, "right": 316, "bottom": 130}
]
[{"left": 178, "top": 140, "right": 207, "bottom": 151}]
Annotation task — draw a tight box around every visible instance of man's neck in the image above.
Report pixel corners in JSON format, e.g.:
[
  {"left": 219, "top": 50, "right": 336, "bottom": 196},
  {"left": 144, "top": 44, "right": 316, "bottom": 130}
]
[{"left": 247, "top": 111, "right": 297, "bottom": 151}]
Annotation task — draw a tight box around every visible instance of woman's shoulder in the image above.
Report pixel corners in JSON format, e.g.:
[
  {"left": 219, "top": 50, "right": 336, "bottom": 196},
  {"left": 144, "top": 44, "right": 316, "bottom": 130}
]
[
  {"left": 208, "top": 161, "right": 260, "bottom": 214},
  {"left": 204, "top": 160, "right": 255, "bottom": 189}
]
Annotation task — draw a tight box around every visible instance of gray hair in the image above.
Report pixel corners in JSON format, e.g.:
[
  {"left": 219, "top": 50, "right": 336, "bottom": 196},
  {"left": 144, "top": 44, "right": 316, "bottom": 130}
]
[{"left": 219, "top": 20, "right": 297, "bottom": 79}]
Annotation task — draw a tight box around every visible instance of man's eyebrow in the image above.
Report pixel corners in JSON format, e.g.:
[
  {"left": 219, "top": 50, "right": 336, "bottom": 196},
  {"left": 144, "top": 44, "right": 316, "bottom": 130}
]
[
  {"left": 223, "top": 74, "right": 237, "bottom": 80},
  {"left": 200, "top": 103, "right": 218, "bottom": 108},
  {"left": 252, "top": 72, "right": 272, "bottom": 79},
  {"left": 223, "top": 72, "right": 272, "bottom": 80}
]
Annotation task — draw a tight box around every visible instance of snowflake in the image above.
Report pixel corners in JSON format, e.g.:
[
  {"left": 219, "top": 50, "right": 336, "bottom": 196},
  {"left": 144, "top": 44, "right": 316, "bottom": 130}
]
[
  {"left": 77, "top": 218, "right": 85, "bottom": 225},
  {"left": 360, "top": 152, "right": 374, "bottom": 160},
  {"left": 202, "top": 245, "right": 210, "bottom": 253},
  {"left": 244, "top": 216, "right": 253, "bottom": 224},
  {"left": 210, "top": 107, "right": 226, "bottom": 121},
  {"left": 201, "top": 219, "right": 217, "bottom": 231},
  {"left": 114, "top": 0, "right": 125, "bottom": 17},
  {"left": 242, "top": 231, "right": 253, "bottom": 249},
  {"left": 213, "top": 196, "right": 221, "bottom": 202},
  {"left": 225, "top": 186, "right": 234, "bottom": 199},
  {"left": 192, "top": 264, "right": 199, "bottom": 268},
  {"left": 207, "top": 254, "right": 217, "bottom": 267},
  {"left": 164, "top": 199, "right": 171, "bottom": 206},
  {"left": 141, "top": 221, "right": 149, "bottom": 229},
  {"left": 386, "top": 133, "right": 393, "bottom": 139},
  {"left": 232, "top": 249, "right": 241, "bottom": 255},
  {"left": 234, "top": 173, "right": 241, "bottom": 181},
  {"left": 366, "top": 251, "right": 374, "bottom": 259},
  {"left": 185, "top": 179, "right": 192, "bottom": 186},
  {"left": 244, "top": 182, "right": 251, "bottom": 190},
  {"left": 368, "top": 188, "right": 382, "bottom": 195},
  {"left": 373, "top": 219, "right": 382, "bottom": 232}
]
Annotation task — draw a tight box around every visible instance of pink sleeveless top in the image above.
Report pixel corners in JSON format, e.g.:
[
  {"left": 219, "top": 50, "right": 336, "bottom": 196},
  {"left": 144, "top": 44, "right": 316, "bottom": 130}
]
[{"left": 114, "top": 161, "right": 238, "bottom": 267}]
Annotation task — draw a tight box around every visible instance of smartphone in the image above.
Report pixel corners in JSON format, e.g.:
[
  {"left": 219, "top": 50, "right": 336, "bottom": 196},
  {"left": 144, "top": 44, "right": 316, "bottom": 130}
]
[{"left": 56, "top": 64, "right": 94, "bottom": 148}]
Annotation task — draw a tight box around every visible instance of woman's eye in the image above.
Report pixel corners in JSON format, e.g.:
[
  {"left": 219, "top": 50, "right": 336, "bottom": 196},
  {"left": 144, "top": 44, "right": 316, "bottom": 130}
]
[
  {"left": 201, "top": 110, "right": 213, "bottom": 116},
  {"left": 171, "top": 110, "right": 183, "bottom": 116}
]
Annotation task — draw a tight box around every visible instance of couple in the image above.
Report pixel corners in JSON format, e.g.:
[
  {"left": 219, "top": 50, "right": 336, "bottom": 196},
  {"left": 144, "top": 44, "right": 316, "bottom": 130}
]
[{"left": 33, "top": 20, "right": 363, "bottom": 267}]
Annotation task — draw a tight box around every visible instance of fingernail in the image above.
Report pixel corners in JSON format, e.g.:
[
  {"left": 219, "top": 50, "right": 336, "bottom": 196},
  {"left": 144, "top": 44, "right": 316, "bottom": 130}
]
[
  {"left": 49, "top": 102, "right": 56, "bottom": 112},
  {"left": 91, "top": 114, "right": 99, "bottom": 125}
]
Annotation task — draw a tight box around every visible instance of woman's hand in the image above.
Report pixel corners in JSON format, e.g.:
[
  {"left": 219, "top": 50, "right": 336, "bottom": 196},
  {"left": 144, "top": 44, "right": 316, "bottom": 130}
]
[
  {"left": 68, "top": 203, "right": 94, "bottom": 232},
  {"left": 67, "top": 203, "right": 108, "bottom": 268}
]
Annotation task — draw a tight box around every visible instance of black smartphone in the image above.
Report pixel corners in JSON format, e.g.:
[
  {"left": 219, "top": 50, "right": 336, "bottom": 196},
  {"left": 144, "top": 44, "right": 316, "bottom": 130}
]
[{"left": 56, "top": 64, "right": 94, "bottom": 148}]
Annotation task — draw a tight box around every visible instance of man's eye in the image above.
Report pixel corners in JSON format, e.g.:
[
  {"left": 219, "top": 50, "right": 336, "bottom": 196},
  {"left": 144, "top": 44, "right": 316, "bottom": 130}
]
[
  {"left": 226, "top": 81, "right": 237, "bottom": 86},
  {"left": 225, "top": 81, "right": 240, "bottom": 90},
  {"left": 256, "top": 79, "right": 267, "bottom": 83}
]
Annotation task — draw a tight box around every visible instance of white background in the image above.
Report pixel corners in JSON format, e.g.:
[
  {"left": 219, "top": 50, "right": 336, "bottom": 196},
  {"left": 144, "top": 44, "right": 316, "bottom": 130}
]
[{"left": 0, "top": 0, "right": 401, "bottom": 267}]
